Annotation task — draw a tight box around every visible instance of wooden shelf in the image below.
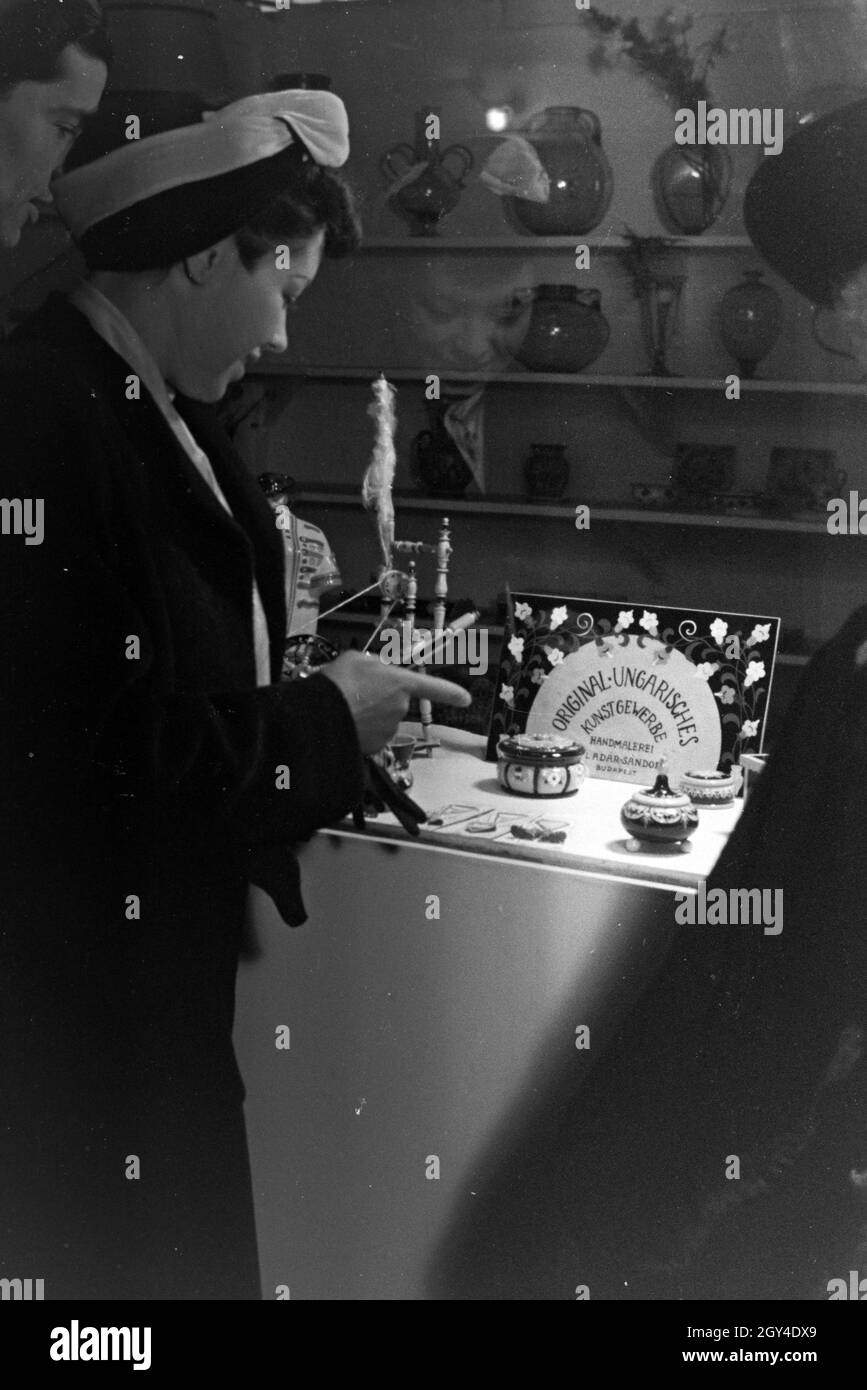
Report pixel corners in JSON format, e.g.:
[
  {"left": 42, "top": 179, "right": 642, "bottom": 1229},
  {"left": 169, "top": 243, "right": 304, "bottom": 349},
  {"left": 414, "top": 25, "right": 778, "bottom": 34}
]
[
  {"left": 291, "top": 486, "right": 833, "bottom": 534},
  {"left": 351, "top": 235, "right": 755, "bottom": 252},
  {"left": 251, "top": 363, "right": 867, "bottom": 396}
]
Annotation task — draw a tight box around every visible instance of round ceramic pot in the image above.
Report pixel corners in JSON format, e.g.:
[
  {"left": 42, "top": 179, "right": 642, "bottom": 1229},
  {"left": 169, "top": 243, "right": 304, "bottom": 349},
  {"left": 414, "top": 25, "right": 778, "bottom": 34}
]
[
  {"left": 514, "top": 285, "right": 610, "bottom": 373},
  {"left": 497, "top": 732, "right": 586, "bottom": 797},
  {"left": 653, "top": 143, "right": 732, "bottom": 235},
  {"left": 506, "top": 106, "right": 614, "bottom": 236},
  {"left": 679, "top": 766, "right": 743, "bottom": 807},
  {"left": 620, "top": 772, "right": 699, "bottom": 847}
]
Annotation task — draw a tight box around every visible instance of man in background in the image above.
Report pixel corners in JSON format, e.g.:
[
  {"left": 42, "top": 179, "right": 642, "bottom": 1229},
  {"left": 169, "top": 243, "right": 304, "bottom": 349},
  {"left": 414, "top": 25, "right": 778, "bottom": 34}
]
[{"left": 0, "top": 0, "right": 108, "bottom": 248}]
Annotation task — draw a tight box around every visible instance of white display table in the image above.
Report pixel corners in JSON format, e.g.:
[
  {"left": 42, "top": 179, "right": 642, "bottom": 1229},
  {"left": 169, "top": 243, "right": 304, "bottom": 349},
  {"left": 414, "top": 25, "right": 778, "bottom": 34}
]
[{"left": 233, "top": 729, "right": 742, "bottom": 1300}]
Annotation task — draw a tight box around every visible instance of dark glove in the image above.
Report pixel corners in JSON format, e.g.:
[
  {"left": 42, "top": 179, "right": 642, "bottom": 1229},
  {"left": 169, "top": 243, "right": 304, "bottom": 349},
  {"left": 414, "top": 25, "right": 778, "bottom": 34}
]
[{"left": 353, "top": 756, "right": 427, "bottom": 837}]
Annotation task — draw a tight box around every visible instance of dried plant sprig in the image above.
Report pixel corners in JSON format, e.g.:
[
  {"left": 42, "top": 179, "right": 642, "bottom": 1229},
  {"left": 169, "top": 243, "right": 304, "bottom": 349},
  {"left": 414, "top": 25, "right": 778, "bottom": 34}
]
[{"left": 584, "top": 6, "right": 728, "bottom": 114}]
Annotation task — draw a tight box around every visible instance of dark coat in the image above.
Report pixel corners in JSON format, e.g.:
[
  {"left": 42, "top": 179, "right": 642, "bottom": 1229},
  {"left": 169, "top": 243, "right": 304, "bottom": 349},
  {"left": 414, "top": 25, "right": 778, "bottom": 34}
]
[
  {"left": 429, "top": 607, "right": 867, "bottom": 1300},
  {"left": 0, "top": 295, "right": 364, "bottom": 1299}
]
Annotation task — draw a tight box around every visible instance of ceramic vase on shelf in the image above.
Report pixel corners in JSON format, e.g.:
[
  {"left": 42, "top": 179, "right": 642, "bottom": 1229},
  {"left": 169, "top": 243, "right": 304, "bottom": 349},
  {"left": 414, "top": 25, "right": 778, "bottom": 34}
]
[
  {"left": 718, "top": 270, "right": 784, "bottom": 378},
  {"left": 524, "top": 444, "right": 570, "bottom": 500},
  {"left": 636, "top": 273, "right": 686, "bottom": 376},
  {"left": 505, "top": 106, "right": 614, "bottom": 236},
  {"left": 411, "top": 403, "right": 473, "bottom": 497},
  {"left": 514, "top": 285, "right": 610, "bottom": 373},
  {"left": 381, "top": 109, "right": 473, "bottom": 236},
  {"left": 653, "top": 143, "right": 732, "bottom": 235}
]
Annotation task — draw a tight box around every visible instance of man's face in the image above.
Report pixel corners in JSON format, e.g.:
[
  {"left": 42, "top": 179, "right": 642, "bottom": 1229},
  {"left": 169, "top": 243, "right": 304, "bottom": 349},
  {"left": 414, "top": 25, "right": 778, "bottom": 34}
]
[
  {"left": 169, "top": 230, "right": 326, "bottom": 402},
  {"left": 0, "top": 44, "right": 107, "bottom": 248}
]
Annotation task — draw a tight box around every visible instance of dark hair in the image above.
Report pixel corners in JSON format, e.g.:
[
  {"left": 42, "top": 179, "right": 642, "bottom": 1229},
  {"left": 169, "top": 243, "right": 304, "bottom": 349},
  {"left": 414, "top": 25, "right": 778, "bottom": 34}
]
[
  {"left": 0, "top": 0, "right": 110, "bottom": 95},
  {"left": 234, "top": 161, "right": 362, "bottom": 269}
]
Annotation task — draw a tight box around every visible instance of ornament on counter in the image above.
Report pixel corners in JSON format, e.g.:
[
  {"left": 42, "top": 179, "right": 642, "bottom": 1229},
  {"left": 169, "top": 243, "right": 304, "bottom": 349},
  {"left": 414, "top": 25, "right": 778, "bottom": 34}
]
[
  {"left": 497, "top": 732, "right": 586, "bottom": 798},
  {"left": 424, "top": 802, "right": 571, "bottom": 845},
  {"left": 487, "top": 591, "right": 780, "bottom": 787},
  {"left": 620, "top": 772, "right": 699, "bottom": 852}
]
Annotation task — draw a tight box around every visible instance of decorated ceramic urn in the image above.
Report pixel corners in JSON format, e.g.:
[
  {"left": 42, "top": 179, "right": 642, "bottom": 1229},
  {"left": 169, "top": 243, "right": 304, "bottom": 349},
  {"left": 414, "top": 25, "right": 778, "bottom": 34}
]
[
  {"left": 497, "top": 732, "right": 586, "bottom": 797},
  {"left": 620, "top": 772, "right": 699, "bottom": 851}
]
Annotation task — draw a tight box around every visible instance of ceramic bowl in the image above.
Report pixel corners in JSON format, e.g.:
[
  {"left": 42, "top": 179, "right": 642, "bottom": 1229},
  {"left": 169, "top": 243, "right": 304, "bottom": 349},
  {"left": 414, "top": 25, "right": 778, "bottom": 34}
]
[
  {"left": 679, "top": 766, "right": 743, "bottom": 806},
  {"left": 497, "top": 732, "right": 586, "bottom": 797}
]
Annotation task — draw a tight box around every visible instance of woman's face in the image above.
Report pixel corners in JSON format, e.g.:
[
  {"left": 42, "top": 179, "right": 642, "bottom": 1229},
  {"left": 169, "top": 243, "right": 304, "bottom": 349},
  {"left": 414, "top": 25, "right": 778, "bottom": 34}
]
[
  {"left": 0, "top": 45, "right": 106, "bottom": 248},
  {"left": 169, "top": 229, "right": 326, "bottom": 402}
]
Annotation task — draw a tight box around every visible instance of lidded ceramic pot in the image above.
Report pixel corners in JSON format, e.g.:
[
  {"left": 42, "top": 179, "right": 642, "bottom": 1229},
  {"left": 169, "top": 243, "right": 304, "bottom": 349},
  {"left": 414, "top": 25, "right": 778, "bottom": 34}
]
[
  {"left": 620, "top": 772, "right": 699, "bottom": 850},
  {"left": 497, "top": 732, "right": 586, "bottom": 797},
  {"left": 514, "top": 285, "right": 610, "bottom": 373},
  {"left": 679, "top": 766, "right": 743, "bottom": 807}
]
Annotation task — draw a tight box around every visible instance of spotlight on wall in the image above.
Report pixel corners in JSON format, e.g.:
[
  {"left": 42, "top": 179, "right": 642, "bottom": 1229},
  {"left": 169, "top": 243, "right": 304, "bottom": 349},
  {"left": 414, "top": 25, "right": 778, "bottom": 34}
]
[{"left": 485, "top": 106, "right": 513, "bottom": 133}]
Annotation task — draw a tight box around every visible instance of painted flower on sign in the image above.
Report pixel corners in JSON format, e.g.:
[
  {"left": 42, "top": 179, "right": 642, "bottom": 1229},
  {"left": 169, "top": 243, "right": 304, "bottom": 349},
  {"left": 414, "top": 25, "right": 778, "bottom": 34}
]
[
  {"left": 744, "top": 660, "right": 766, "bottom": 688},
  {"left": 716, "top": 686, "right": 736, "bottom": 705},
  {"left": 615, "top": 609, "right": 634, "bottom": 632},
  {"left": 741, "top": 719, "right": 760, "bottom": 738},
  {"left": 640, "top": 609, "right": 659, "bottom": 636},
  {"left": 549, "top": 605, "right": 569, "bottom": 631},
  {"left": 694, "top": 661, "right": 720, "bottom": 680},
  {"left": 500, "top": 683, "right": 515, "bottom": 707},
  {"left": 710, "top": 618, "right": 728, "bottom": 646},
  {"left": 530, "top": 667, "right": 547, "bottom": 685},
  {"left": 508, "top": 635, "right": 525, "bottom": 662},
  {"left": 544, "top": 645, "right": 566, "bottom": 666},
  {"left": 746, "top": 623, "right": 771, "bottom": 648},
  {"left": 514, "top": 601, "right": 533, "bottom": 623}
]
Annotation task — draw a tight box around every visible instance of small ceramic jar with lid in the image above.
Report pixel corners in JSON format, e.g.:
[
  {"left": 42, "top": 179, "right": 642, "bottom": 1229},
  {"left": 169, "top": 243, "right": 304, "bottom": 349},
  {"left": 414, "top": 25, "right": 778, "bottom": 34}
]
[
  {"left": 679, "top": 765, "right": 743, "bottom": 807},
  {"left": 497, "top": 732, "right": 586, "bottom": 797},
  {"left": 620, "top": 772, "right": 699, "bottom": 852}
]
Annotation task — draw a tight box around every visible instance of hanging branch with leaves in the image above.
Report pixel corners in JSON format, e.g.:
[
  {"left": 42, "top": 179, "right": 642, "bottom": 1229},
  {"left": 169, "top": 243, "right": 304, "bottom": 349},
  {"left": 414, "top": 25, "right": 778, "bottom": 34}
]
[{"left": 583, "top": 7, "right": 729, "bottom": 113}]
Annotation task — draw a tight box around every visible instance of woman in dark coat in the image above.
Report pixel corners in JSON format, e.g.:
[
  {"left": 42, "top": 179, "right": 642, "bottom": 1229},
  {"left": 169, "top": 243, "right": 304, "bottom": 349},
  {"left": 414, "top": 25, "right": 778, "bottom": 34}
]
[{"left": 0, "top": 89, "right": 467, "bottom": 1300}]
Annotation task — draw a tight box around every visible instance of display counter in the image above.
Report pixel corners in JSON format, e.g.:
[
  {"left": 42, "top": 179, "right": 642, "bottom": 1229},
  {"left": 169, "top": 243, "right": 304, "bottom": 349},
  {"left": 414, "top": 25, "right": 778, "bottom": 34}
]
[{"left": 233, "top": 729, "right": 743, "bottom": 1300}]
